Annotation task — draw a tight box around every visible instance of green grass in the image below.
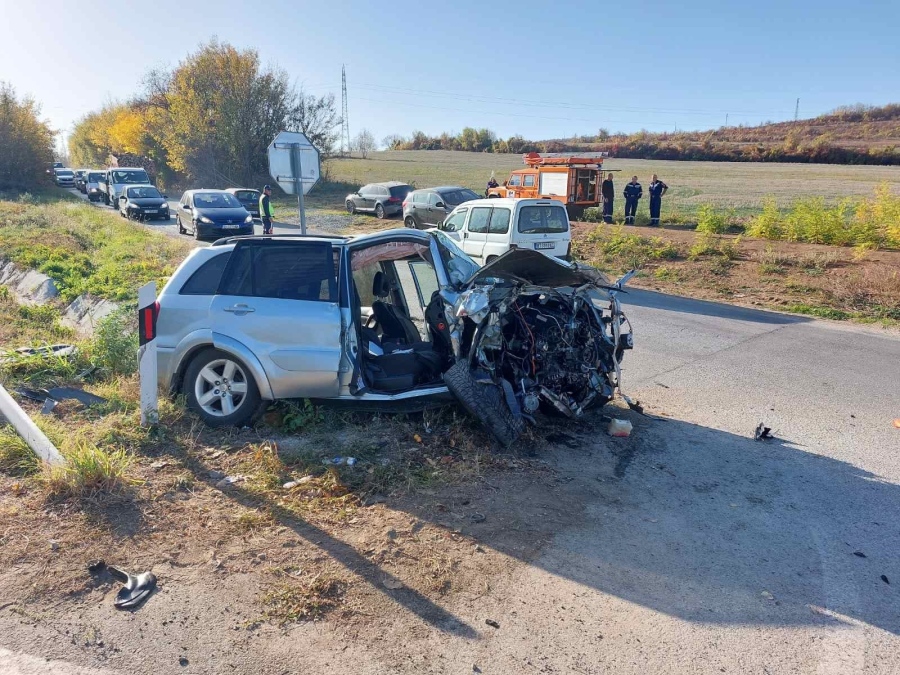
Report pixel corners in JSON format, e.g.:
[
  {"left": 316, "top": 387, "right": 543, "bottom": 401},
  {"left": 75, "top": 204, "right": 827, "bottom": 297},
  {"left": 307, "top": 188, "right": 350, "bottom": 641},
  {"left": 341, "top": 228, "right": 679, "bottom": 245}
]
[
  {"left": 0, "top": 426, "right": 40, "bottom": 476},
  {"left": 0, "top": 197, "right": 191, "bottom": 302},
  {"left": 43, "top": 440, "right": 134, "bottom": 497}
]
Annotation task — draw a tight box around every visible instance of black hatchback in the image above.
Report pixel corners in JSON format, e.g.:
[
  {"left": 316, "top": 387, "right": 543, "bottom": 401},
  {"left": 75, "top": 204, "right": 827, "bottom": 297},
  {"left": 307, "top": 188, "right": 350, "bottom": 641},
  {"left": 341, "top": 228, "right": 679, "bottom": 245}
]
[{"left": 176, "top": 189, "right": 254, "bottom": 240}]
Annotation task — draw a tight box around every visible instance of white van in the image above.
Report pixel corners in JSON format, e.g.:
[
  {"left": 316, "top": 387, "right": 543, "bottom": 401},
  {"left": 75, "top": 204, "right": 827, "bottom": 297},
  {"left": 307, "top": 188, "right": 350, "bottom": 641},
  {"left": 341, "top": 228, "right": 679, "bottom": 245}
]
[{"left": 435, "top": 198, "right": 571, "bottom": 263}]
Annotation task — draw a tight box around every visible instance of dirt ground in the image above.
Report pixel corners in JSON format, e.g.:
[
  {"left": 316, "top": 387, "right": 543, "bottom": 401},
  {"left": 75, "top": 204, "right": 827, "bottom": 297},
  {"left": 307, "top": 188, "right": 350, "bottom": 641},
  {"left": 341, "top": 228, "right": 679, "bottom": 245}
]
[{"left": 571, "top": 221, "right": 900, "bottom": 323}]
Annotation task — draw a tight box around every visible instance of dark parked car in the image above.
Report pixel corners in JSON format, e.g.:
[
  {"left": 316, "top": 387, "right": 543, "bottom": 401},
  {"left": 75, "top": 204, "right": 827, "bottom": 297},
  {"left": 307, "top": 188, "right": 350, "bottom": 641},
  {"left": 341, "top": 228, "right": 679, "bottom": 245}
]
[
  {"left": 345, "top": 181, "right": 411, "bottom": 219},
  {"left": 176, "top": 189, "right": 254, "bottom": 240},
  {"left": 402, "top": 186, "right": 480, "bottom": 229},
  {"left": 225, "top": 188, "right": 261, "bottom": 219},
  {"left": 74, "top": 169, "right": 88, "bottom": 192},
  {"left": 118, "top": 184, "right": 170, "bottom": 221}
]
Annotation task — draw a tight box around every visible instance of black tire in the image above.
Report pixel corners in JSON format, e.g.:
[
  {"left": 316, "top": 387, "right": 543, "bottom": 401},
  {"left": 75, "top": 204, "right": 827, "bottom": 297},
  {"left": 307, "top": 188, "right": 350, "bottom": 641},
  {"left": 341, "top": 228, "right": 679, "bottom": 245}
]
[
  {"left": 193, "top": 221, "right": 202, "bottom": 240},
  {"left": 404, "top": 216, "right": 418, "bottom": 229},
  {"left": 346, "top": 200, "right": 356, "bottom": 214},
  {"left": 103, "top": 193, "right": 110, "bottom": 206},
  {"left": 375, "top": 203, "right": 385, "bottom": 219},
  {"left": 443, "top": 361, "right": 525, "bottom": 447},
  {"left": 183, "top": 348, "right": 261, "bottom": 428},
  {"left": 177, "top": 217, "right": 186, "bottom": 235},
  {"left": 485, "top": 255, "right": 498, "bottom": 265}
]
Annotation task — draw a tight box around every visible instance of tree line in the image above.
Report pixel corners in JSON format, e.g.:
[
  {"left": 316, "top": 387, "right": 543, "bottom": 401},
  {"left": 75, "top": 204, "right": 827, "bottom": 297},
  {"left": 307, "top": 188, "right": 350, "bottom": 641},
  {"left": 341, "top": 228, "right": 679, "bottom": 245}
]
[
  {"left": 0, "top": 82, "right": 55, "bottom": 191},
  {"left": 69, "top": 40, "right": 342, "bottom": 189},
  {"left": 383, "top": 104, "right": 900, "bottom": 165}
]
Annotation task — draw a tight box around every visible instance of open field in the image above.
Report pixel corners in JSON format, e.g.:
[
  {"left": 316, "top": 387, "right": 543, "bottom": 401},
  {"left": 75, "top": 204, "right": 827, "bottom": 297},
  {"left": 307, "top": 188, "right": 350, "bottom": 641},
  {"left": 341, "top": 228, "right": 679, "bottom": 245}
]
[{"left": 304, "top": 151, "right": 900, "bottom": 218}]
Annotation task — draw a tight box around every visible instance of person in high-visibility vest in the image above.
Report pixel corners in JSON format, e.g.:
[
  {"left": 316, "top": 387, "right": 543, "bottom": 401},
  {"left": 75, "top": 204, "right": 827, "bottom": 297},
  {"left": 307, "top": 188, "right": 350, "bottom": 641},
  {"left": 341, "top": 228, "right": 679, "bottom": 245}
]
[{"left": 259, "top": 185, "right": 275, "bottom": 235}]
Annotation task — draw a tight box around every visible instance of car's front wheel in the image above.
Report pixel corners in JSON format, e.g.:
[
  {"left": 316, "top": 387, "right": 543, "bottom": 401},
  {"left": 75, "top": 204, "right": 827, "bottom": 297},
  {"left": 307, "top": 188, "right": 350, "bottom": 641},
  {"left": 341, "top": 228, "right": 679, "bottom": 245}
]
[
  {"left": 375, "top": 203, "right": 385, "bottom": 219},
  {"left": 183, "top": 348, "right": 261, "bottom": 427},
  {"left": 346, "top": 200, "right": 356, "bottom": 214}
]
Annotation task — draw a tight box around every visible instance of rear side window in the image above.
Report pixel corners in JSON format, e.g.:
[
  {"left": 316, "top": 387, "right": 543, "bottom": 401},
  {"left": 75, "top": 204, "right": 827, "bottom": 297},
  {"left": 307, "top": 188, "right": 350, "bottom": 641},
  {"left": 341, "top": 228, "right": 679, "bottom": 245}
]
[
  {"left": 468, "top": 207, "right": 491, "bottom": 234},
  {"left": 234, "top": 190, "right": 259, "bottom": 202},
  {"left": 413, "top": 192, "right": 427, "bottom": 204},
  {"left": 518, "top": 206, "right": 569, "bottom": 234},
  {"left": 220, "top": 243, "right": 337, "bottom": 302},
  {"left": 179, "top": 252, "right": 231, "bottom": 295},
  {"left": 489, "top": 208, "right": 511, "bottom": 234}
]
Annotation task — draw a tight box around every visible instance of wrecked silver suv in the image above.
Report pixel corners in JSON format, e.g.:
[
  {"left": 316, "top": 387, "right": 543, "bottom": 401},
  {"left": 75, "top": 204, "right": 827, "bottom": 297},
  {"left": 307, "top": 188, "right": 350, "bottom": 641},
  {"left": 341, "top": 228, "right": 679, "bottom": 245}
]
[{"left": 155, "top": 229, "right": 633, "bottom": 445}]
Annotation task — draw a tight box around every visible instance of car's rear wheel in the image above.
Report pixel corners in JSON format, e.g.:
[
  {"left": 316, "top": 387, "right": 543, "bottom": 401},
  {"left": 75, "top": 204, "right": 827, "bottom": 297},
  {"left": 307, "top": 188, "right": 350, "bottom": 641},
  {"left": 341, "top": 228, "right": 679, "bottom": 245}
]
[
  {"left": 404, "top": 216, "right": 417, "bottom": 229},
  {"left": 375, "top": 204, "right": 385, "bottom": 219},
  {"left": 184, "top": 348, "right": 261, "bottom": 428},
  {"left": 346, "top": 200, "right": 356, "bottom": 214}
]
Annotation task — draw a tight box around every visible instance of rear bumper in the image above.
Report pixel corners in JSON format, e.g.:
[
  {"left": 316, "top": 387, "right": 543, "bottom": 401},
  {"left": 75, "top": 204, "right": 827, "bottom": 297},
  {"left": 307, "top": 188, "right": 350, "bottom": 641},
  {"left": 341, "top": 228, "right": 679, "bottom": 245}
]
[{"left": 382, "top": 203, "right": 403, "bottom": 215}]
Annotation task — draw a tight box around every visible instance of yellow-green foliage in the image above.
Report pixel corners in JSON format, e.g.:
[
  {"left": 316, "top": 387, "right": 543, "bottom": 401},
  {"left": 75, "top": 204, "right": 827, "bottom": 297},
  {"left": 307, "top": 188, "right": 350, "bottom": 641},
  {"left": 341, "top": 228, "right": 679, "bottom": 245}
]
[
  {"left": 747, "top": 184, "right": 900, "bottom": 248},
  {"left": 44, "top": 440, "right": 133, "bottom": 497},
  {"left": 695, "top": 203, "right": 731, "bottom": 234}
]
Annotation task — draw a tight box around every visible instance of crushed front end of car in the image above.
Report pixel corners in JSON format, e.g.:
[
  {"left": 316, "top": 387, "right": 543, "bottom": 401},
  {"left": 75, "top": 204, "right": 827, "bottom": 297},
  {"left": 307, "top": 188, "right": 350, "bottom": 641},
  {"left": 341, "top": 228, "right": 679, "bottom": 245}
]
[{"left": 442, "top": 249, "right": 634, "bottom": 446}]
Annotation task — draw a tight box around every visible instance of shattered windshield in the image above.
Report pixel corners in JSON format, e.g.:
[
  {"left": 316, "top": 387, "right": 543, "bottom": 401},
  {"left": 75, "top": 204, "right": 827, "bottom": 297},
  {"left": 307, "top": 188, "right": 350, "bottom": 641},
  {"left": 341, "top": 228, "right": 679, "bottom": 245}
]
[{"left": 431, "top": 231, "right": 479, "bottom": 288}]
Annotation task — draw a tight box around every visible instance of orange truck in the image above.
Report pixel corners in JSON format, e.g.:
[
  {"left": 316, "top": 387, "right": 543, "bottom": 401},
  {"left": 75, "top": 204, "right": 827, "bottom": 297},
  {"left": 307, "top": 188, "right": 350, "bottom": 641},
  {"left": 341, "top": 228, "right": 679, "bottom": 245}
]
[{"left": 486, "top": 152, "right": 609, "bottom": 219}]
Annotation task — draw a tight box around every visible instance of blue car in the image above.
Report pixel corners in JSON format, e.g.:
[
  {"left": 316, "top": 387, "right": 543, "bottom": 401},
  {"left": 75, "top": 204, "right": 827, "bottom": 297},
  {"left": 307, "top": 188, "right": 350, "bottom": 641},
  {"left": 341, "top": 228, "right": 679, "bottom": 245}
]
[{"left": 176, "top": 189, "right": 254, "bottom": 240}]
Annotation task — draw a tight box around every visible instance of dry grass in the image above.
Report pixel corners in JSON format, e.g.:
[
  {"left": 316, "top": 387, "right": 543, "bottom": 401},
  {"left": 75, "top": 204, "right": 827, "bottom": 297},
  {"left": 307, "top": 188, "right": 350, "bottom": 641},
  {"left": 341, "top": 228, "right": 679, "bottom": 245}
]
[
  {"left": 262, "top": 572, "right": 347, "bottom": 624},
  {"left": 43, "top": 440, "right": 134, "bottom": 498}
]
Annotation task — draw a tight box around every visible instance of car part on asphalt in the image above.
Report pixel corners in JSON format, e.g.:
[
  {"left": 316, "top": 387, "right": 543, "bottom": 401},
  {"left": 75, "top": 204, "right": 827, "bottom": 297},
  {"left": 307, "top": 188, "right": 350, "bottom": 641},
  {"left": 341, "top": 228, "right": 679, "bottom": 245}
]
[
  {"left": 754, "top": 423, "right": 773, "bottom": 440},
  {"left": 607, "top": 419, "right": 633, "bottom": 437},
  {"left": 107, "top": 565, "right": 157, "bottom": 610}
]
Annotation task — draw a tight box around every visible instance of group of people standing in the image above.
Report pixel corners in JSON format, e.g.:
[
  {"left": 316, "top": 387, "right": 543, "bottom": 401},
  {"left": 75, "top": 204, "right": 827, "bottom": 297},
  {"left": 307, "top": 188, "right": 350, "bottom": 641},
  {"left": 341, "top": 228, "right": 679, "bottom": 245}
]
[{"left": 601, "top": 173, "right": 668, "bottom": 225}]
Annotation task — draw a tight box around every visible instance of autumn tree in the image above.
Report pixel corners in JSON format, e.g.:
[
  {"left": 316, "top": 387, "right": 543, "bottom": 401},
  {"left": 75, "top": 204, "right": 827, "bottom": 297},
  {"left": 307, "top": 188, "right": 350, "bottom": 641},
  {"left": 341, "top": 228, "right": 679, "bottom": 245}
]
[
  {"left": 289, "top": 91, "right": 342, "bottom": 157},
  {"left": 0, "top": 82, "right": 54, "bottom": 190}
]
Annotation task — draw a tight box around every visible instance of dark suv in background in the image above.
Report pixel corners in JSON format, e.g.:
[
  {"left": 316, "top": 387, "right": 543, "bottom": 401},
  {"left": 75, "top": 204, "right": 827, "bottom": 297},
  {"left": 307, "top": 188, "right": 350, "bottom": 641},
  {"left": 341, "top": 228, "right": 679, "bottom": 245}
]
[
  {"left": 345, "top": 181, "right": 411, "bottom": 219},
  {"left": 402, "top": 186, "right": 480, "bottom": 229}
]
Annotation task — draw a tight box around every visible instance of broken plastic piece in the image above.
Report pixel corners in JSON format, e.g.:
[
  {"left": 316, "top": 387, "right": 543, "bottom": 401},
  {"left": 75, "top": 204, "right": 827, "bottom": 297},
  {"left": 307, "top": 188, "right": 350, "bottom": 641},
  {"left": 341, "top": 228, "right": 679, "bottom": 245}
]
[
  {"left": 107, "top": 566, "right": 157, "bottom": 610},
  {"left": 754, "top": 423, "right": 773, "bottom": 441},
  {"left": 87, "top": 559, "right": 106, "bottom": 574},
  {"left": 607, "top": 419, "right": 633, "bottom": 437}
]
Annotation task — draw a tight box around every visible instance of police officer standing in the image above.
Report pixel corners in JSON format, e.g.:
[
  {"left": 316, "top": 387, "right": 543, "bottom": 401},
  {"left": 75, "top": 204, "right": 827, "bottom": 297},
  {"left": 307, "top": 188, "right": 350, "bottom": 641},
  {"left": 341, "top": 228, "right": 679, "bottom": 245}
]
[
  {"left": 259, "top": 185, "right": 275, "bottom": 235},
  {"left": 648, "top": 174, "right": 668, "bottom": 226},
  {"left": 623, "top": 175, "right": 642, "bottom": 225},
  {"left": 601, "top": 172, "right": 615, "bottom": 224}
]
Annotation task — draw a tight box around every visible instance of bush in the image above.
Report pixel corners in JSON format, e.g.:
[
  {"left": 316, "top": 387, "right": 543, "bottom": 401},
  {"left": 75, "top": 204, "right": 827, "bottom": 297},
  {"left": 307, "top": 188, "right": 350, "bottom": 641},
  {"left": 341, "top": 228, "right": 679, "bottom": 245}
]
[
  {"left": 0, "top": 83, "right": 54, "bottom": 191},
  {"left": 90, "top": 306, "right": 139, "bottom": 377},
  {"left": 44, "top": 441, "right": 133, "bottom": 497},
  {"left": 695, "top": 203, "right": 731, "bottom": 234},
  {"left": 853, "top": 183, "right": 900, "bottom": 249},
  {"left": 747, "top": 197, "right": 783, "bottom": 240}
]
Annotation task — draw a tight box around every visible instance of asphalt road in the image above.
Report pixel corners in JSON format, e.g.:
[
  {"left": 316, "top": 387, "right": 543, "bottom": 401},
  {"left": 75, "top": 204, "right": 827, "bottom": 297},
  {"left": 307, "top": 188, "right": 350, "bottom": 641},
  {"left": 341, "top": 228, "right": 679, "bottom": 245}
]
[
  {"left": 8, "top": 190, "right": 898, "bottom": 673},
  {"left": 68, "top": 187, "right": 353, "bottom": 242}
]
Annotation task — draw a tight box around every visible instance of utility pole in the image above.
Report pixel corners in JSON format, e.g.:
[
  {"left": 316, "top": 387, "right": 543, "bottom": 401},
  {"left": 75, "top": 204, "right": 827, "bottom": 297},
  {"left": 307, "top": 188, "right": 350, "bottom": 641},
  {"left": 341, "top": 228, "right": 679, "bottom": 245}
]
[
  {"left": 795, "top": 98, "right": 800, "bottom": 121},
  {"left": 341, "top": 65, "right": 350, "bottom": 157},
  {"left": 725, "top": 113, "right": 729, "bottom": 127}
]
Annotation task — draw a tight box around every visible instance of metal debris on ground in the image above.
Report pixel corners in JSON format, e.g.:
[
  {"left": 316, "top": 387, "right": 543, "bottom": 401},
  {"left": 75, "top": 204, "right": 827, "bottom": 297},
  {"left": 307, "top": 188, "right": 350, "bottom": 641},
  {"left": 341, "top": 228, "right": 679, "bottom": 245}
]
[
  {"left": 882, "top": 575, "right": 890, "bottom": 585},
  {"left": 14, "top": 386, "right": 108, "bottom": 414},
  {"left": 754, "top": 423, "right": 773, "bottom": 441},
  {"left": 0, "top": 344, "right": 77, "bottom": 364},
  {"left": 215, "top": 475, "right": 244, "bottom": 489},
  {"left": 470, "top": 513, "right": 486, "bottom": 523},
  {"left": 608, "top": 419, "right": 633, "bottom": 437},
  {"left": 853, "top": 551, "right": 867, "bottom": 558},
  {"left": 485, "top": 619, "right": 500, "bottom": 629}
]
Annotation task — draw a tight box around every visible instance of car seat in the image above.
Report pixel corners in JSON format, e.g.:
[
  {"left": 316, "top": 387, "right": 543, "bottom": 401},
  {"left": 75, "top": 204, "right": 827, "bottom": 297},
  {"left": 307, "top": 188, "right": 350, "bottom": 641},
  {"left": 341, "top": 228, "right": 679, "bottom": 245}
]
[{"left": 371, "top": 271, "right": 421, "bottom": 344}]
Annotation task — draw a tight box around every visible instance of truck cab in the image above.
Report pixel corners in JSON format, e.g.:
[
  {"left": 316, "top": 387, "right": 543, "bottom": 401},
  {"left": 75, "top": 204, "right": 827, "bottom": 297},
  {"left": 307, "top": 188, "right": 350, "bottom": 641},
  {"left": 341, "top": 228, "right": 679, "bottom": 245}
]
[{"left": 486, "top": 152, "right": 608, "bottom": 219}]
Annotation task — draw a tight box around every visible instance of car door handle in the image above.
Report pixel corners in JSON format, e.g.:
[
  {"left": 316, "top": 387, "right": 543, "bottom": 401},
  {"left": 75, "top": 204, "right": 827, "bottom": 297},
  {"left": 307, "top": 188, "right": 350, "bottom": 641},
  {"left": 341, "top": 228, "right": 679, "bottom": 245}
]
[{"left": 223, "top": 304, "right": 255, "bottom": 314}]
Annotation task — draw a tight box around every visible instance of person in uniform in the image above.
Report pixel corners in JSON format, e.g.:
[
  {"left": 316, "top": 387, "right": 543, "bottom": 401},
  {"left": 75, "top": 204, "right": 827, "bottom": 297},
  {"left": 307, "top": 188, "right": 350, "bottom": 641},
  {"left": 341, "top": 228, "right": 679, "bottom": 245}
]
[
  {"left": 601, "top": 172, "right": 615, "bottom": 224},
  {"left": 259, "top": 185, "right": 275, "bottom": 235},
  {"left": 623, "top": 176, "right": 642, "bottom": 225},
  {"left": 648, "top": 174, "right": 668, "bottom": 226}
]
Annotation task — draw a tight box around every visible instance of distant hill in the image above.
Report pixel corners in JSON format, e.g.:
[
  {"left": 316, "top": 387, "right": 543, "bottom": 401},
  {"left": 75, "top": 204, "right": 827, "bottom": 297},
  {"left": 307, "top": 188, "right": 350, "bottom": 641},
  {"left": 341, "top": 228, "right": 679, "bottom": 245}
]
[{"left": 546, "top": 104, "right": 900, "bottom": 165}]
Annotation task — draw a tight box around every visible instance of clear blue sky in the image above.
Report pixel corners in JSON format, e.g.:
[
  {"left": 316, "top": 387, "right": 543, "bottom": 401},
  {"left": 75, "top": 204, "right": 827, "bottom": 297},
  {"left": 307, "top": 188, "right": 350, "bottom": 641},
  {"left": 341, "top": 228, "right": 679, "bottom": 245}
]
[{"left": 2, "top": 0, "right": 898, "bottom": 150}]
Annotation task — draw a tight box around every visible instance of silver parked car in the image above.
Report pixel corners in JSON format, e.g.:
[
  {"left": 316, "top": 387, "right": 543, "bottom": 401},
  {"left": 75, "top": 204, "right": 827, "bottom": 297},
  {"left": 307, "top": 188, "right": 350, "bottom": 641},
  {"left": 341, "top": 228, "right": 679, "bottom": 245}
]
[{"left": 155, "top": 229, "right": 634, "bottom": 445}]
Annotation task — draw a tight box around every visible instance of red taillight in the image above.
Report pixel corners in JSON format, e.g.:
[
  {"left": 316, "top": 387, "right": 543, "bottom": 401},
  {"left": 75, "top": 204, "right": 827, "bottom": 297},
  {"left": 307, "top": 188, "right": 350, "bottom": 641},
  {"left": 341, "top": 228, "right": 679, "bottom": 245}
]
[
  {"left": 388, "top": 197, "right": 401, "bottom": 203},
  {"left": 402, "top": 200, "right": 409, "bottom": 207}
]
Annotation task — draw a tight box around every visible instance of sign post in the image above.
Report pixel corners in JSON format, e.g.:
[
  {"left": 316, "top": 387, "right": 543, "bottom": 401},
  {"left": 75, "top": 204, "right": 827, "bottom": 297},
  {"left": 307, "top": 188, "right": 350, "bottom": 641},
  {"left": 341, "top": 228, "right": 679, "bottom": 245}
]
[
  {"left": 137, "top": 281, "right": 158, "bottom": 427},
  {"left": 267, "top": 131, "right": 320, "bottom": 236}
]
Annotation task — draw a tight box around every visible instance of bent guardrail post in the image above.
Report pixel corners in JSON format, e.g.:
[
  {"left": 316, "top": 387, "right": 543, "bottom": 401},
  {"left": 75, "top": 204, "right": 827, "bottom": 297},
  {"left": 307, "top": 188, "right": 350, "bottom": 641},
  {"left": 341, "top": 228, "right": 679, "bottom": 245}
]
[{"left": 0, "top": 384, "right": 65, "bottom": 466}]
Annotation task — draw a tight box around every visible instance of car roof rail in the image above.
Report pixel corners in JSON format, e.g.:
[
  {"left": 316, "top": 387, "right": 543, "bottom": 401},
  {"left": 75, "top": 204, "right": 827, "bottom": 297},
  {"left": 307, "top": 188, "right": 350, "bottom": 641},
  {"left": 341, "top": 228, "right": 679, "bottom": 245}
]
[{"left": 211, "top": 233, "right": 353, "bottom": 246}]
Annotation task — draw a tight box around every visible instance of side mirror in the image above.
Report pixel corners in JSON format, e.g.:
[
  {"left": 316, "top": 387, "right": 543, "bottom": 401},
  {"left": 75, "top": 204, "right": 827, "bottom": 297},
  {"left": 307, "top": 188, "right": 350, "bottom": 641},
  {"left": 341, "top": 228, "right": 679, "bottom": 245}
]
[
  {"left": 435, "top": 202, "right": 445, "bottom": 209},
  {"left": 162, "top": 194, "right": 168, "bottom": 199}
]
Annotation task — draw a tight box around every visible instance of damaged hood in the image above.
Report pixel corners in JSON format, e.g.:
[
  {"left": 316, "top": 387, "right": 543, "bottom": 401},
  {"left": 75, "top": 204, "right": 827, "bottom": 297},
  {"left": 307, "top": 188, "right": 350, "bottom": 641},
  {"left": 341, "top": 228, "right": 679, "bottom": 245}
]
[{"left": 465, "top": 248, "right": 613, "bottom": 289}]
